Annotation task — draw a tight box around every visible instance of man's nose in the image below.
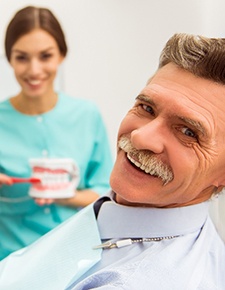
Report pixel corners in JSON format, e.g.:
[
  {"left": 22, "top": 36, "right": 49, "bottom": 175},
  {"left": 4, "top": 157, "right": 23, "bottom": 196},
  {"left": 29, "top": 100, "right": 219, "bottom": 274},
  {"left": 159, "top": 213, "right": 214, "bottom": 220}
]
[{"left": 130, "top": 119, "right": 166, "bottom": 154}]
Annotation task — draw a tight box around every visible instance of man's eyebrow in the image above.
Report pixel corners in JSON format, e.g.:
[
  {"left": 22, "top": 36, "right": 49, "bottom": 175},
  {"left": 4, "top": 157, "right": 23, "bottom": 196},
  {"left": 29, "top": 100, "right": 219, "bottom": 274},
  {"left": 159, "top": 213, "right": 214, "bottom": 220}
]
[
  {"left": 177, "top": 117, "right": 206, "bottom": 136},
  {"left": 135, "top": 95, "right": 207, "bottom": 136},
  {"left": 135, "top": 94, "right": 155, "bottom": 106}
]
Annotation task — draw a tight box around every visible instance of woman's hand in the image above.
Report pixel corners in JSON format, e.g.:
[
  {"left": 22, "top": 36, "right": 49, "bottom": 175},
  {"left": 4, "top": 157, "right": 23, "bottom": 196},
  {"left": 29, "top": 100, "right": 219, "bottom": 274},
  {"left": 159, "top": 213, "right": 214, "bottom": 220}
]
[
  {"left": 0, "top": 173, "right": 13, "bottom": 186},
  {"left": 34, "top": 198, "right": 55, "bottom": 206}
]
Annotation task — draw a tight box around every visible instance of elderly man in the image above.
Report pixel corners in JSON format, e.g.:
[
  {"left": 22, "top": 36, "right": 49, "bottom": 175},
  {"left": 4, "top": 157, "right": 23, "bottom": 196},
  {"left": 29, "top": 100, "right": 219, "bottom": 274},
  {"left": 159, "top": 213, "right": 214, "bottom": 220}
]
[{"left": 0, "top": 33, "right": 224, "bottom": 289}]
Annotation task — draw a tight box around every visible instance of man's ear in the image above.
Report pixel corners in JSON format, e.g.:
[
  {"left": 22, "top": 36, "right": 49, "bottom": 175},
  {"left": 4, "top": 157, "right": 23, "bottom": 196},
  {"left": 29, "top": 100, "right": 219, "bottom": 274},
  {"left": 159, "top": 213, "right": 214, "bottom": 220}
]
[
  {"left": 212, "top": 174, "right": 225, "bottom": 189},
  {"left": 215, "top": 185, "right": 225, "bottom": 194}
]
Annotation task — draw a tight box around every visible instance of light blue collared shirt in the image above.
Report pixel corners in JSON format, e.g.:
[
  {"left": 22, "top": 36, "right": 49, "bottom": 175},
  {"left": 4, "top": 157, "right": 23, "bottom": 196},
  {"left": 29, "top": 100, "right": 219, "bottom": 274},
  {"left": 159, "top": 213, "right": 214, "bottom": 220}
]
[
  {"left": 0, "top": 192, "right": 224, "bottom": 289},
  {"left": 68, "top": 192, "right": 225, "bottom": 289}
]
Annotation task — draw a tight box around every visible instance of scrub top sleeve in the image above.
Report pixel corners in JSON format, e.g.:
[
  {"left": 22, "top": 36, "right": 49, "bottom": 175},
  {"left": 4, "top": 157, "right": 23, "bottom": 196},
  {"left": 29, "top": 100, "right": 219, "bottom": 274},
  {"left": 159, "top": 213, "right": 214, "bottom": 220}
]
[{"left": 85, "top": 109, "right": 113, "bottom": 195}]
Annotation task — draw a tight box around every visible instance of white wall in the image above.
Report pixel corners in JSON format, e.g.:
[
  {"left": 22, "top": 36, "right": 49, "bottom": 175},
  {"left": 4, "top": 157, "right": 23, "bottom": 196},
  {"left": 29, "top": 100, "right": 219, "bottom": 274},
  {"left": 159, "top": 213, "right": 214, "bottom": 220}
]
[{"left": 0, "top": 0, "right": 225, "bottom": 239}]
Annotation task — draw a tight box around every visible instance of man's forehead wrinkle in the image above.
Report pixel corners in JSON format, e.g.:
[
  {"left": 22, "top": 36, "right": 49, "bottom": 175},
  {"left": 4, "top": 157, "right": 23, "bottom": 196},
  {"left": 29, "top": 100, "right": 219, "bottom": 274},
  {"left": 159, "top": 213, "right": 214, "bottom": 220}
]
[{"left": 139, "top": 84, "right": 194, "bottom": 106}]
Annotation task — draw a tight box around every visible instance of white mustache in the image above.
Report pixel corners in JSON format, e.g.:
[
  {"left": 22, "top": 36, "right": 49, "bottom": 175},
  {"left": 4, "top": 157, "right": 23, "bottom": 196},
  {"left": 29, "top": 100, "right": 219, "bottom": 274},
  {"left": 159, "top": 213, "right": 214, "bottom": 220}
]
[{"left": 118, "top": 136, "right": 173, "bottom": 185}]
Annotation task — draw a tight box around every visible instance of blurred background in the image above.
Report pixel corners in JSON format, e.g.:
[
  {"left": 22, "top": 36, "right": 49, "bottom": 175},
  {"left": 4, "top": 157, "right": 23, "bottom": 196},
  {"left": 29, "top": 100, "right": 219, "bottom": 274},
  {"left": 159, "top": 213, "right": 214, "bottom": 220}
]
[{"left": 0, "top": 0, "right": 224, "bottom": 240}]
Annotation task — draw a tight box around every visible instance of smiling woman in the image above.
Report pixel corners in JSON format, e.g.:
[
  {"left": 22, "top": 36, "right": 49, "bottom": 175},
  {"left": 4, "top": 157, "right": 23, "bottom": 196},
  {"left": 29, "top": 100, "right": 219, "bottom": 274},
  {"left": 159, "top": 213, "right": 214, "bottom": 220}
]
[
  {"left": 9, "top": 29, "right": 63, "bottom": 113},
  {"left": 0, "top": 6, "right": 113, "bottom": 260}
]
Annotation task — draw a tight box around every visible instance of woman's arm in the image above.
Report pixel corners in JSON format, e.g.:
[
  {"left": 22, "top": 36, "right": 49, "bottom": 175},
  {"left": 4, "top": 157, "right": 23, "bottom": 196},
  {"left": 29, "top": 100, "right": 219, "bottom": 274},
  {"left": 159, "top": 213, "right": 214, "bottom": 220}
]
[{"left": 34, "top": 189, "right": 100, "bottom": 207}]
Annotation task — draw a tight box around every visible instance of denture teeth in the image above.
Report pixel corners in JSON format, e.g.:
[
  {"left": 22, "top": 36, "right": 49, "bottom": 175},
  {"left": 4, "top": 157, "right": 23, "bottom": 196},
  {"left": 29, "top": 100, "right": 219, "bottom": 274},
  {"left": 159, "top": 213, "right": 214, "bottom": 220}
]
[{"left": 32, "top": 169, "right": 71, "bottom": 189}]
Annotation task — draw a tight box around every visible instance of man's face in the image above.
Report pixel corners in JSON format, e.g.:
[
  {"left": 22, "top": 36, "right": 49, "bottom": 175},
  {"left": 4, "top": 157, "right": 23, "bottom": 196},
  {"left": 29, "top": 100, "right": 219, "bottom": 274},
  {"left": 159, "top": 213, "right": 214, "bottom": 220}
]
[{"left": 110, "top": 63, "right": 225, "bottom": 207}]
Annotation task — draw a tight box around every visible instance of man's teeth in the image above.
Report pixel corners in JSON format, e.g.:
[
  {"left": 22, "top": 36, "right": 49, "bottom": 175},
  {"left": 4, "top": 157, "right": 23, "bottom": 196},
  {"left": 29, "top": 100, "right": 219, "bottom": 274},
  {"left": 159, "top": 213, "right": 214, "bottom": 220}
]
[
  {"left": 127, "top": 154, "right": 141, "bottom": 167},
  {"left": 127, "top": 154, "right": 153, "bottom": 175}
]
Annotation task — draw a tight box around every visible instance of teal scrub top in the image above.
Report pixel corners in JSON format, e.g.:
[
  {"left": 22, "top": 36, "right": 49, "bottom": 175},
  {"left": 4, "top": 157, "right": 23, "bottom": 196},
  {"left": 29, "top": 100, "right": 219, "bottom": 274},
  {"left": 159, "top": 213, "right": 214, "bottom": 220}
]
[{"left": 0, "top": 92, "right": 113, "bottom": 259}]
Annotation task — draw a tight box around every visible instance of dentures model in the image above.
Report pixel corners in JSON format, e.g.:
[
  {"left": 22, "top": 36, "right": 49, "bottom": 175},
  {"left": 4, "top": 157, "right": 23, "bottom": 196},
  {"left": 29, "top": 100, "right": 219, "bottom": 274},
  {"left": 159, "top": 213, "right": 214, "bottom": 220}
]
[{"left": 28, "top": 158, "right": 80, "bottom": 198}]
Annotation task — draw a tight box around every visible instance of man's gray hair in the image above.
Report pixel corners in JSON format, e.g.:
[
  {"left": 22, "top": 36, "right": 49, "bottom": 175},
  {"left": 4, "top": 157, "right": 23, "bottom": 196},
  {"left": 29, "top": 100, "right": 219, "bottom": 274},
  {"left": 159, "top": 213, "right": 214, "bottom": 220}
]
[{"left": 159, "top": 33, "right": 225, "bottom": 85}]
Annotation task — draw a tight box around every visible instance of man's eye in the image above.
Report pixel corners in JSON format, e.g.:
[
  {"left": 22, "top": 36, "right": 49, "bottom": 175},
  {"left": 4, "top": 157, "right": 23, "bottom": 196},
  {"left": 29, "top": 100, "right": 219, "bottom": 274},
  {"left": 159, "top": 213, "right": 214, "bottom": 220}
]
[
  {"left": 181, "top": 127, "right": 197, "bottom": 138},
  {"left": 142, "top": 104, "right": 155, "bottom": 115}
]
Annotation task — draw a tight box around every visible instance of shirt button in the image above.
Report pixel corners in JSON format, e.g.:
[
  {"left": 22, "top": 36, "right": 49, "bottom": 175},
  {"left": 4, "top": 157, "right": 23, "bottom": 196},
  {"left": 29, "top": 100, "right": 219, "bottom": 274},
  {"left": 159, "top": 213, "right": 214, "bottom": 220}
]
[
  {"left": 44, "top": 207, "right": 50, "bottom": 214},
  {"left": 42, "top": 150, "right": 48, "bottom": 156},
  {"left": 37, "top": 116, "right": 43, "bottom": 122}
]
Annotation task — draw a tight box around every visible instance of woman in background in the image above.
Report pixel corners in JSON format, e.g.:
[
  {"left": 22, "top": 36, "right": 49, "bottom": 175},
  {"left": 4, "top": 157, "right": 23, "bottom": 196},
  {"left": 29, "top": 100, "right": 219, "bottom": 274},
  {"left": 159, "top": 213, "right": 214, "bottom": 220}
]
[{"left": 0, "top": 6, "right": 113, "bottom": 260}]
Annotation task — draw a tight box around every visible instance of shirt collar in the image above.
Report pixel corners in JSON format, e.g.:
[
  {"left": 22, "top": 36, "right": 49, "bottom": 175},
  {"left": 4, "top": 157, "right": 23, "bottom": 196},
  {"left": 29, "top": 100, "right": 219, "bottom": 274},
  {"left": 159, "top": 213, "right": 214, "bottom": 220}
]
[{"left": 96, "top": 191, "right": 210, "bottom": 239}]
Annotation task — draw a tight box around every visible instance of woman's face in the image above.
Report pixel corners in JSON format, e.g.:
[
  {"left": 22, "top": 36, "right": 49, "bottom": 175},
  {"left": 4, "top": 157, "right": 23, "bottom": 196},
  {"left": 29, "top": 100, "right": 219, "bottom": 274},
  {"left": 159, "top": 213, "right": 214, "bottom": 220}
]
[{"left": 9, "top": 28, "right": 64, "bottom": 99}]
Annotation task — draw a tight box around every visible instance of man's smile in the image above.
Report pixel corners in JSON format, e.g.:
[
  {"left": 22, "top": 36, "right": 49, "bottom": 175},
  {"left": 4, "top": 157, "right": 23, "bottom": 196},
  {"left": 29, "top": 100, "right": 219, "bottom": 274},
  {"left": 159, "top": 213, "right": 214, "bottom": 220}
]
[{"left": 118, "top": 136, "right": 173, "bottom": 185}]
